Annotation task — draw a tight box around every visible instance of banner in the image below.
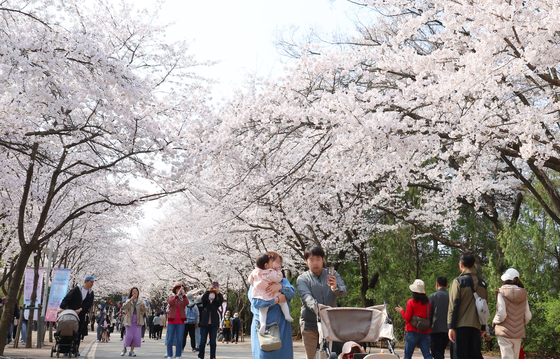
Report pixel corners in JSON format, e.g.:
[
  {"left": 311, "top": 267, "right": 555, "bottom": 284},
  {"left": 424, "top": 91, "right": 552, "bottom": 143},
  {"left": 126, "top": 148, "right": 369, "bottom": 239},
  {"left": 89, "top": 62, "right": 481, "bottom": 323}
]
[
  {"left": 23, "top": 267, "right": 44, "bottom": 320},
  {"left": 45, "top": 268, "right": 71, "bottom": 322}
]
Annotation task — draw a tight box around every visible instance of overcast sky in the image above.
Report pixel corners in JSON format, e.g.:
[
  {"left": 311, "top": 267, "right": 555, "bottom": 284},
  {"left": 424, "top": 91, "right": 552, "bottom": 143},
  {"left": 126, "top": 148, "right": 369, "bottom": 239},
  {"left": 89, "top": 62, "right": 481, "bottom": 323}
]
[{"left": 139, "top": 0, "right": 359, "bottom": 99}]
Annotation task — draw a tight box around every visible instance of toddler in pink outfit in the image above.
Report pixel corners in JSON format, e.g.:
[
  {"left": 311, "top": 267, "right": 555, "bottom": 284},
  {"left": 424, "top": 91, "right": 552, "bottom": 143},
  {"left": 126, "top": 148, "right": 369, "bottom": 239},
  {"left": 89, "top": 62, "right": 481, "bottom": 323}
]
[{"left": 249, "top": 253, "right": 294, "bottom": 334}]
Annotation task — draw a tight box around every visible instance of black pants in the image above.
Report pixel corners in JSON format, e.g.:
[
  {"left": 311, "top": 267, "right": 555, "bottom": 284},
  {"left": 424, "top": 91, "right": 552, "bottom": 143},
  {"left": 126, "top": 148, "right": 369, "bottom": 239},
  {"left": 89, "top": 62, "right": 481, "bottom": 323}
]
[
  {"left": 232, "top": 328, "right": 239, "bottom": 343},
  {"left": 121, "top": 325, "right": 126, "bottom": 339},
  {"left": 222, "top": 328, "right": 231, "bottom": 342},
  {"left": 431, "top": 332, "right": 449, "bottom": 359},
  {"left": 452, "top": 327, "right": 483, "bottom": 359},
  {"left": 183, "top": 323, "right": 196, "bottom": 350}
]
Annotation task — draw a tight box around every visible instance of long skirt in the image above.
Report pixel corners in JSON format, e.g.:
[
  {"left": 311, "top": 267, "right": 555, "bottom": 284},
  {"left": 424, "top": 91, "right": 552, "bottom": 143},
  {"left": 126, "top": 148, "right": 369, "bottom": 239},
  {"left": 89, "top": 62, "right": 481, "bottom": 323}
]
[{"left": 124, "top": 314, "right": 142, "bottom": 348}]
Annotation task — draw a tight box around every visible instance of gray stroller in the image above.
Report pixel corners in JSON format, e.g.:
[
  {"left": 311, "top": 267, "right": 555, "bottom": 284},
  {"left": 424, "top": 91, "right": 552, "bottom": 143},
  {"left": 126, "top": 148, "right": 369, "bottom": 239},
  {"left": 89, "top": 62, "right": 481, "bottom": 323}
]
[
  {"left": 317, "top": 303, "right": 399, "bottom": 358},
  {"left": 51, "top": 309, "right": 80, "bottom": 358}
]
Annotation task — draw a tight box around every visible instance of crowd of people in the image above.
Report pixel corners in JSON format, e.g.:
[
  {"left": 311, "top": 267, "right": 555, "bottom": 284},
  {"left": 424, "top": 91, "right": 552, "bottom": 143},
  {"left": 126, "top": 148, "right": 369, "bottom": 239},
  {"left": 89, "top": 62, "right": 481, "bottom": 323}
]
[{"left": 49, "top": 249, "right": 529, "bottom": 359}]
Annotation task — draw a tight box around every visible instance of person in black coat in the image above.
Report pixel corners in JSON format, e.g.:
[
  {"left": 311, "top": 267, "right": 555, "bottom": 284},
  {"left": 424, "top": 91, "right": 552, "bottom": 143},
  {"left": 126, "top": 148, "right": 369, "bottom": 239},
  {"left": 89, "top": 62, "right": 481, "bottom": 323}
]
[
  {"left": 198, "top": 285, "right": 224, "bottom": 359},
  {"left": 59, "top": 276, "right": 95, "bottom": 354}
]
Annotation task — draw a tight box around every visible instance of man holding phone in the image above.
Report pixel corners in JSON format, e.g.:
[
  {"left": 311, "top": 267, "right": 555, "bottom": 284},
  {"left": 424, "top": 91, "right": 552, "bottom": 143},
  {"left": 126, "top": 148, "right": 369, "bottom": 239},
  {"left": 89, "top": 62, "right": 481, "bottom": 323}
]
[{"left": 297, "top": 246, "right": 348, "bottom": 359}]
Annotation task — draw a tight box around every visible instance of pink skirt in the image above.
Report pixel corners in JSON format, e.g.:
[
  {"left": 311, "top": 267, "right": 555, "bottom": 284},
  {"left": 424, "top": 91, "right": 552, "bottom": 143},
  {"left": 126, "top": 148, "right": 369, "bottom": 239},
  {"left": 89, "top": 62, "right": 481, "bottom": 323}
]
[{"left": 124, "top": 314, "right": 142, "bottom": 348}]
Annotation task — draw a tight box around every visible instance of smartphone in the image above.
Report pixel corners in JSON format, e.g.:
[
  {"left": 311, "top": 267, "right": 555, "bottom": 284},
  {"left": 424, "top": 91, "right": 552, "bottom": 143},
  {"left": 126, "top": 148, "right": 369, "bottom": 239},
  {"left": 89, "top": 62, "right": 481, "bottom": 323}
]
[
  {"left": 327, "top": 267, "right": 334, "bottom": 276},
  {"left": 212, "top": 281, "right": 219, "bottom": 288}
]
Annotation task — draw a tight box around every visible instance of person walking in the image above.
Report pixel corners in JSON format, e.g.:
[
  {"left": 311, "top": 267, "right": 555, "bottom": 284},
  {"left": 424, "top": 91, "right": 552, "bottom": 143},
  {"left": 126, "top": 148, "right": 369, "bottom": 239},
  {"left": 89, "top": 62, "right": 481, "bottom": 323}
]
[
  {"left": 198, "top": 284, "right": 224, "bottom": 359},
  {"left": 147, "top": 311, "right": 154, "bottom": 339},
  {"left": 250, "top": 251, "right": 295, "bottom": 359},
  {"left": 396, "top": 279, "right": 433, "bottom": 359},
  {"left": 447, "top": 252, "right": 488, "bottom": 359},
  {"left": 160, "top": 310, "right": 166, "bottom": 340},
  {"left": 153, "top": 312, "right": 161, "bottom": 340},
  {"left": 194, "top": 296, "right": 203, "bottom": 351},
  {"left": 183, "top": 292, "right": 199, "bottom": 352},
  {"left": 297, "top": 246, "right": 348, "bottom": 359},
  {"left": 59, "top": 276, "right": 95, "bottom": 356},
  {"left": 167, "top": 283, "right": 189, "bottom": 359},
  {"left": 429, "top": 277, "right": 450, "bottom": 359},
  {"left": 232, "top": 313, "right": 241, "bottom": 344},
  {"left": 221, "top": 310, "right": 232, "bottom": 344},
  {"left": 492, "top": 268, "right": 531, "bottom": 359},
  {"left": 120, "top": 287, "right": 148, "bottom": 357}
]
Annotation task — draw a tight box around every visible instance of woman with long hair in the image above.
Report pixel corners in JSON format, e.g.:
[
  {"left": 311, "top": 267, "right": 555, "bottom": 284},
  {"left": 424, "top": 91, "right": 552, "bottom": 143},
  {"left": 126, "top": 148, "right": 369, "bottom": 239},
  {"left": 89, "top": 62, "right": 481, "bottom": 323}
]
[
  {"left": 492, "top": 268, "right": 532, "bottom": 359},
  {"left": 120, "top": 287, "right": 148, "bottom": 357},
  {"left": 396, "top": 279, "right": 433, "bottom": 359}
]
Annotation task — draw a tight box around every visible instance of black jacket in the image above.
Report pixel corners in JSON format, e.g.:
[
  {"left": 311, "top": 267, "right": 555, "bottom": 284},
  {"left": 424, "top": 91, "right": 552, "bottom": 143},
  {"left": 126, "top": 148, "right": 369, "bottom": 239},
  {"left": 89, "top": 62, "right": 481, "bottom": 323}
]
[
  {"left": 60, "top": 285, "right": 95, "bottom": 336},
  {"left": 429, "top": 288, "right": 450, "bottom": 333},
  {"left": 199, "top": 291, "right": 223, "bottom": 327},
  {"left": 232, "top": 317, "right": 241, "bottom": 330}
]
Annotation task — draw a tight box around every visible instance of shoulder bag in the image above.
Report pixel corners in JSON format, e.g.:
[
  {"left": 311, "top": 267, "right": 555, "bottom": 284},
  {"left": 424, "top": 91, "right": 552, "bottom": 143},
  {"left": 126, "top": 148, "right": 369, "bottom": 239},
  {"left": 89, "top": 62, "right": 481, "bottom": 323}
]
[
  {"left": 257, "top": 312, "right": 282, "bottom": 351},
  {"left": 410, "top": 304, "right": 431, "bottom": 332}
]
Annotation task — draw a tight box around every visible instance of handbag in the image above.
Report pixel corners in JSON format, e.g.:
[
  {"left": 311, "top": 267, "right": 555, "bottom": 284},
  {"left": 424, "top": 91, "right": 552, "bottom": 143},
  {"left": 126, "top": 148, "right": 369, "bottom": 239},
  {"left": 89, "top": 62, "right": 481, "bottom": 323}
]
[
  {"left": 257, "top": 314, "right": 282, "bottom": 352},
  {"left": 410, "top": 303, "right": 431, "bottom": 332}
]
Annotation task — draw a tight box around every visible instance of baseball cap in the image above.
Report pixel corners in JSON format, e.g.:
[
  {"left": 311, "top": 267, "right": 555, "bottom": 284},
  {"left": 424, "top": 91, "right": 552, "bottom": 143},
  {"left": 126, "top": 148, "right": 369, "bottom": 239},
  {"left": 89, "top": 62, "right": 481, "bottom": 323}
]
[{"left": 85, "top": 276, "right": 96, "bottom": 282}]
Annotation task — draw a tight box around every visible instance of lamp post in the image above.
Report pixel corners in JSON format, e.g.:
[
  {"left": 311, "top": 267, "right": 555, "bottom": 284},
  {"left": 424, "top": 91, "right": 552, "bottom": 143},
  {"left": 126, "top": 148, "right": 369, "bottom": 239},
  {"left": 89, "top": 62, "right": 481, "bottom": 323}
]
[{"left": 39, "top": 243, "right": 58, "bottom": 347}]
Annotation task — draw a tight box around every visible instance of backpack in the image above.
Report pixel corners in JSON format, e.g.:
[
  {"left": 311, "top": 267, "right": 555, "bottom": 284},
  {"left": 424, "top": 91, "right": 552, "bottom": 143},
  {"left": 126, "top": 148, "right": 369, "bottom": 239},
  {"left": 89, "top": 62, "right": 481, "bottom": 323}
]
[
  {"left": 471, "top": 278, "right": 490, "bottom": 326},
  {"left": 186, "top": 306, "right": 197, "bottom": 324},
  {"left": 223, "top": 316, "right": 231, "bottom": 328}
]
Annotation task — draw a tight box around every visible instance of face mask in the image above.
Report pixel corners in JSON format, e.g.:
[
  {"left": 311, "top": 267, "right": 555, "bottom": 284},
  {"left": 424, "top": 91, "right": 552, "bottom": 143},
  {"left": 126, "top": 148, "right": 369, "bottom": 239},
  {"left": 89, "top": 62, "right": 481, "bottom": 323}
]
[{"left": 209, "top": 293, "right": 216, "bottom": 300}]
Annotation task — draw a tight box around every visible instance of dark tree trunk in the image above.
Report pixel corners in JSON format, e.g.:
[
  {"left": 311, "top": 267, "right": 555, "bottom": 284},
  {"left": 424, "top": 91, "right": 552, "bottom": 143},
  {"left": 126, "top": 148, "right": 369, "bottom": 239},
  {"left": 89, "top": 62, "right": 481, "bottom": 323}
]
[{"left": 26, "top": 252, "right": 41, "bottom": 347}]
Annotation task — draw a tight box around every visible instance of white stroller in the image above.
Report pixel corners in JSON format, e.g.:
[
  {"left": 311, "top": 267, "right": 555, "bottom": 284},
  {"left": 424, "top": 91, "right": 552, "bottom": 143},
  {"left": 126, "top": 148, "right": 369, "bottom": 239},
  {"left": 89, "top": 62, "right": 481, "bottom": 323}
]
[{"left": 317, "top": 303, "right": 399, "bottom": 358}]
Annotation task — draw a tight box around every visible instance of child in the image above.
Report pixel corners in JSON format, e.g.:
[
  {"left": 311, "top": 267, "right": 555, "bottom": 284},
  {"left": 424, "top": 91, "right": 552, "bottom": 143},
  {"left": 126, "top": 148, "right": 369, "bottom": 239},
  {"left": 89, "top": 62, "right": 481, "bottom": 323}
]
[{"left": 249, "top": 253, "right": 293, "bottom": 335}]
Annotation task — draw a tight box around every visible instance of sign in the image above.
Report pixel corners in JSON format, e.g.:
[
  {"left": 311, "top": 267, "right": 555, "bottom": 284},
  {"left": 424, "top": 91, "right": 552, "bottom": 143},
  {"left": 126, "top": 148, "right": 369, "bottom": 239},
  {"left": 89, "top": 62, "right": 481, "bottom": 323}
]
[
  {"left": 23, "top": 267, "right": 44, "bottom": 320},
  {"left": 45, "top": 268, "right": 71, "bottom": 322}
]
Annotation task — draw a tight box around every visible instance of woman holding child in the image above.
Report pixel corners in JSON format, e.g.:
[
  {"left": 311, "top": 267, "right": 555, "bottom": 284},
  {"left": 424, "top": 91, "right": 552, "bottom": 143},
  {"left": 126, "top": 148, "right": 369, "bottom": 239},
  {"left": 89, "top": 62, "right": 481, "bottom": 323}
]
[{"left": 249, "top": 251, "right": 295, "bottom": 359}]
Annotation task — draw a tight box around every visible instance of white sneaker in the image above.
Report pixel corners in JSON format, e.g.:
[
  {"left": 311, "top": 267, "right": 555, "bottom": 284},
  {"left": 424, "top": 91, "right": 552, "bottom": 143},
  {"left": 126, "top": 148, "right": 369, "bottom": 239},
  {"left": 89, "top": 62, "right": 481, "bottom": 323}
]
[
  {"left": 121, "top": 349, "right": 126, "bottom": 356},
  {"left": 130, "top": 351, "right": 136, "bottom": 357}
]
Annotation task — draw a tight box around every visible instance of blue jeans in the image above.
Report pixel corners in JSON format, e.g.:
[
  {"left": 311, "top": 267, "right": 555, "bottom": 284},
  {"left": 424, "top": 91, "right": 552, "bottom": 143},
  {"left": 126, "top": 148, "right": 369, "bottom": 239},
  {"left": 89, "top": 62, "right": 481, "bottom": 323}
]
[
  {"left": 404, "top": 331, "right": 433, "bottom": 359},
  {"left": 166, "top": 323, "right": 184, "bottom": 358},
  {"left": 20, "top": 321, "right": 27, "bottom": 343},
  {"left": 198, "top": 326, "right": 217, "bottom": 359}
]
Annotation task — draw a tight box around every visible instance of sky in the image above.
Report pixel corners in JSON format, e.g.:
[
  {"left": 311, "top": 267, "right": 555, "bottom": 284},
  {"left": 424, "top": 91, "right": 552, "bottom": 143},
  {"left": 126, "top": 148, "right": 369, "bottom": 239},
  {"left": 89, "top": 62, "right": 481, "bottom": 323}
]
[{"left": 138, "top": 0, "right": 359, "bottom": 99}]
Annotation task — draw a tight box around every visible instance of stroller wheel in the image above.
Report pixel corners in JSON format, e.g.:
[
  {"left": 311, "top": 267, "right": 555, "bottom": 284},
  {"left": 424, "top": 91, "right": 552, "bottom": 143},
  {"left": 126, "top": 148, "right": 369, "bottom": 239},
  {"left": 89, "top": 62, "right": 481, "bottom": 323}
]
[{"left": 328, "top": 354, "right": 338, "bottom": 359}]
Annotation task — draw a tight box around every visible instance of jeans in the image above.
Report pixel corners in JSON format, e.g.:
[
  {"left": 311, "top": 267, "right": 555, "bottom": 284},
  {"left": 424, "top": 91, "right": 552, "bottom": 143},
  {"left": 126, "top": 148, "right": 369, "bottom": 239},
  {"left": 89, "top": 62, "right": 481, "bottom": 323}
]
[
  {"left": 166, "top": 323, "right": 185, "bottom": 358},
  {"left": 198, "top": 326, "right": 217, "bottom": 359},
  {"left": 195, "top": 326, "right": 200, "bottom": 349},
  {"left": 20, "top": 321, "right": 27, "bottom": 343},
  {"left": 404, "top": 331, "right": 433, "bottom": 359}
]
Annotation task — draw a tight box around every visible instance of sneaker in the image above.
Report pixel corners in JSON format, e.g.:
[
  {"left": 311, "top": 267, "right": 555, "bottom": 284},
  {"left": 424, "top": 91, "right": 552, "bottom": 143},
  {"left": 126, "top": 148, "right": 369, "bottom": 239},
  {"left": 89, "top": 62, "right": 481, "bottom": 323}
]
[
  {"left": 142, "top": 339, "right": 145, "bottom": 342},
  {"left": 130, "top": 351, "right": 136, "bottom": 357},
  {"left": 121, "top": 349, "right": 126, "bottom": 356}
]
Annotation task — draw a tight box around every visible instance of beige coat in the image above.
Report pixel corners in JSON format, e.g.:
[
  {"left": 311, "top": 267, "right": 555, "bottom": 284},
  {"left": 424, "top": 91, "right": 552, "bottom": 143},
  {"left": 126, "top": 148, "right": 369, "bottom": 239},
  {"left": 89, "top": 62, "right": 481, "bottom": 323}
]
[{"left": 123, "top": 298, "right": 148, "bottom": 327}]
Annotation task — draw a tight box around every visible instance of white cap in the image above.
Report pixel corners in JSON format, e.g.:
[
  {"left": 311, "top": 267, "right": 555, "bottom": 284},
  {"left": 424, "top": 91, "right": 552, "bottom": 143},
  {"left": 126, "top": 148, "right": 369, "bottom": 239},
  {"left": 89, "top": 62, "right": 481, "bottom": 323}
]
[
  {"left": 409, "top": 279, "right": 425, "bottom": 294},
  {"left": 501, "top": 268, "right": 520, "bottom": 281}
]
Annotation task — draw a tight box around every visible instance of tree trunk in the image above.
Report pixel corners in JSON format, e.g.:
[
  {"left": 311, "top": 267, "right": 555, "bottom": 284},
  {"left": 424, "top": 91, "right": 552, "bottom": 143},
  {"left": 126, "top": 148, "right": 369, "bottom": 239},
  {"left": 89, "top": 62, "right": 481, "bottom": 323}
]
[
  {"left": 0, "top": 245, "right": 32, "bottom": 355},
  {"left": 26, "top": 252, "right": 41, "bottom": 347}
]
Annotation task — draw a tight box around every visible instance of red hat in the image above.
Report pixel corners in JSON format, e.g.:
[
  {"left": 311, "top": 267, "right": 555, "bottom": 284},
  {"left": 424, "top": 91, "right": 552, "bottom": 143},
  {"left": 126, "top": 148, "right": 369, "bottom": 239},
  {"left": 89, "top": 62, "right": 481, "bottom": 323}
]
[{"left": 172, "top": 283, "right": 182, "bottom": 294}]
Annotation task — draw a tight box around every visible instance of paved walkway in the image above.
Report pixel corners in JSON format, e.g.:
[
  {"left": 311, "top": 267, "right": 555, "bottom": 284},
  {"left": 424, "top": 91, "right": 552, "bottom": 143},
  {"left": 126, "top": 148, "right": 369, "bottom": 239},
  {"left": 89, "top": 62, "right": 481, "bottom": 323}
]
[{"left": 0, "top": 328, "right": 500, "bottom": 358}]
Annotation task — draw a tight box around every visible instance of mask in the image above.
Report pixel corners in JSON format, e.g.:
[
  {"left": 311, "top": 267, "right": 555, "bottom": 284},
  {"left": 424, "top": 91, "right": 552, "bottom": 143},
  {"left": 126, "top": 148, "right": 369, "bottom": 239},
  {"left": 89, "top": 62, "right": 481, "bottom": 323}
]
[{"left": 209, "top": 293, "right": 216, "bottom": 300}]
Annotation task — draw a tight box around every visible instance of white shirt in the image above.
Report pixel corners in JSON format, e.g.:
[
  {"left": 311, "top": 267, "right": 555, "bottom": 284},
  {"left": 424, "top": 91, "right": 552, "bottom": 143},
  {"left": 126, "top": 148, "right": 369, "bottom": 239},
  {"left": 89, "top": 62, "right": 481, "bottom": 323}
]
[
  {"left": 81, "top": 286, "right": 88, "bottom": 301},
  {"left": 492, "top": 284, "right": 532, "bottom": 325}
]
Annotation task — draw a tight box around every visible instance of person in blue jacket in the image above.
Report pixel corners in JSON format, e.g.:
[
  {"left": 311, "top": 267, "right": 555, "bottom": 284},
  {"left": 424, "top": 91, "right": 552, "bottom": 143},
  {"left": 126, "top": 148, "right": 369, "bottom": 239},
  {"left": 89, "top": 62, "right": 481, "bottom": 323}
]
[{"left": 249, "top": 251, "right": 295, "bottom": 359}]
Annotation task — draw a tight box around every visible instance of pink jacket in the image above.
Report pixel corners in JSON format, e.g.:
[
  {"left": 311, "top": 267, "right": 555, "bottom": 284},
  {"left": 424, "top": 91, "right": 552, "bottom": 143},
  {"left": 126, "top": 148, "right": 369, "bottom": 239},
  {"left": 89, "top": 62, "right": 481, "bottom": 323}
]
[{"left": 248, "top": 268, "right": 283, "bottom": 301}]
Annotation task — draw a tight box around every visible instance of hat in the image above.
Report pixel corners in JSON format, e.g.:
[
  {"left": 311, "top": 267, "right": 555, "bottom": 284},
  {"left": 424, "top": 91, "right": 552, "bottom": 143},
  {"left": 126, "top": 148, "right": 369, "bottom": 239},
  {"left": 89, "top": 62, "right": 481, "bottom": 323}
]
[
  {"left": 338, "top": 341, "right": 365, "bottom": 359},
  {"left": 234, "top": 313, "right": 239, "bottom": 318},
  {"left": 409, "top": 279, "right": 425, "bottom": 294},
  {"left": 501, "top": 268, "right": 520, "bottom": 282},
  {"left": 187, "top": 293, "right": 194, "bottom": 302},
  {"left": 85, "top": 276, "right": 96, "bottom": 282},
  {"left": 172, "top": 283, "right": 182, "bottom": 294}
]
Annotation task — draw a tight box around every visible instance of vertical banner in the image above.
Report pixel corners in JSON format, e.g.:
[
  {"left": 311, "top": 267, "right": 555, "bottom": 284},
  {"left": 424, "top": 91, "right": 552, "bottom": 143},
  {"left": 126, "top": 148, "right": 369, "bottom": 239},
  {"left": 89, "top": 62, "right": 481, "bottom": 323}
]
[
  {"left": 23, "top": 267, "right": 44, "bottom": 320},
  {"left": 45, "top": 268, "right": 71, "bottom": 322}
]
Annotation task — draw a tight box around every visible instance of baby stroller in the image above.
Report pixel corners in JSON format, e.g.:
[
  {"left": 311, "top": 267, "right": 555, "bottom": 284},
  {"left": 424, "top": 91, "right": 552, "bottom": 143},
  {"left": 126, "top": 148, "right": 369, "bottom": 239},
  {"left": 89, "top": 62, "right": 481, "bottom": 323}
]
[
  {"left": 317, "top": 303, "right": 399, "bottom": 359},
  {"left": 51, "top": 310, "right": 80, "bottom": 358}
]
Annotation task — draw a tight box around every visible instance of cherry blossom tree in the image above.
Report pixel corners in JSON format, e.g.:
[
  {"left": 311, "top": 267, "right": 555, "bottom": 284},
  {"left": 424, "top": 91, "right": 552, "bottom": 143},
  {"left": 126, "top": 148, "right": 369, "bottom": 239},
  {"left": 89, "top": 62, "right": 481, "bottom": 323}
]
[{"left": 0, "top": 0, "right": 210, "bottom": 352}]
